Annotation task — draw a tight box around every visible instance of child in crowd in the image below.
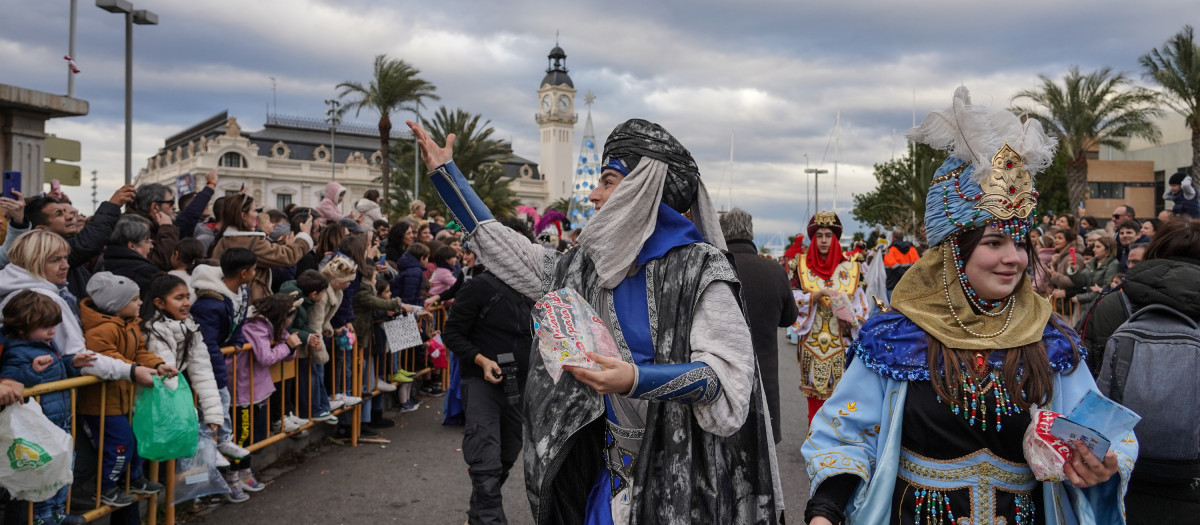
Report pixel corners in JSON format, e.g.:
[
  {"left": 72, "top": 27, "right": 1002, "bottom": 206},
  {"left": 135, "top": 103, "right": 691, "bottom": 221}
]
[
  {"left": 311, "top": 255, "right": 359, "bottom": 409},
  {"left": 228, "top": 293, "right": 302, "bottom": 497},
  {"left": 168, "top": 237, "right": 205, "bottom": 303},
  {"left": 391, "top": 242, "right": 429, "bottom": 307},
  {"left": 375, "top": 274, "right": 421, "bottom": 413},
  {"left": 353, "top": 263, "right": 412, "bottom": 404},
  {"left": 429, "top": 245, "right": 459, "bottom": 297},
  {"left": 79, "top": 272, "right": 173, "bottom": 509},
  {"left": 280, "top": 270, "right": 336, "bottom": 423},
  {"left": 191, "top": 248, "right": 256, "bottom": 503},
  {"left": 0, "top": 291, "right": 95, "bottom": 525},
  {"left": 141, "top": 274, "right": 225, "bottom": 461},
  {"left": 1164, "top": 171, "right": 1200, "bottom": 218}
]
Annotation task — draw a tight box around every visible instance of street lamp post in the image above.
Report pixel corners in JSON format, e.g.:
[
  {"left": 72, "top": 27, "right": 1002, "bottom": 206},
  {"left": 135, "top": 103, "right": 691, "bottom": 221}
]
[
  {"left": 96, "top": 0, "right": 157, "bottom": 185},
  {"left": 805, "top": 167, "right": 828, "bottom": 214},
  {"left": 325, "top": 99, "right": 341, "bottom": 180}
]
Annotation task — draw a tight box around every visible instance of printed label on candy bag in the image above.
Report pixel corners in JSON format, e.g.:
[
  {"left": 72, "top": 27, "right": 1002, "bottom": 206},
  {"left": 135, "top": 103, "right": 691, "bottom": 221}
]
[
  {"left": 533, "top": 288, "right": 621, "bottom": 383},
  {"left": 1023, "top": 408, "right": 1073, "bottom": 482}
]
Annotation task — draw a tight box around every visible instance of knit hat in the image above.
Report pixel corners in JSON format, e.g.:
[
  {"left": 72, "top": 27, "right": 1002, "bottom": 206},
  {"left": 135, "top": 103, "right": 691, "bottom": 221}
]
[
  {"left": 87, "top": 272, "right": 140, "bottom": 315},
  {"left": 1169, "top": 171, "right": 1187, "bottom": 185}
]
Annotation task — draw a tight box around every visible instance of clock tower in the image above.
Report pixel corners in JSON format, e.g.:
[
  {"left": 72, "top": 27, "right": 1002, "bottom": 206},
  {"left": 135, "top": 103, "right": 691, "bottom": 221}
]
[{"left": 536, "top": 43, "right": 577, "bottom": 206}]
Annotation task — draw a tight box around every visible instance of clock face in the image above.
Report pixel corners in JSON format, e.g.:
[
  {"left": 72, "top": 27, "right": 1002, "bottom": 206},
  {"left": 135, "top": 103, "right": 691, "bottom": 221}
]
[
  {"left": 541, "top": 95, "right": 551, "bottom": 112},
  {"left": 557, "top": 95, "right": 571, "bottom": 111}
]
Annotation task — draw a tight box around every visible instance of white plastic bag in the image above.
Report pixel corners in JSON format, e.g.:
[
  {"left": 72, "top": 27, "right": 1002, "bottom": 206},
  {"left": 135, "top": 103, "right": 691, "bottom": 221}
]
[
  {"left": 533, "top": 288, "right": 621, "bottom": 383},
  {"left": 0, "top": 401, "right": 73, "bottom": 501},
  {"left": 173, "top": 436, "right": 229, "bottom": 504},
  {"left": 1023, "top": 406, "right": 1072, "bottom": 482}
]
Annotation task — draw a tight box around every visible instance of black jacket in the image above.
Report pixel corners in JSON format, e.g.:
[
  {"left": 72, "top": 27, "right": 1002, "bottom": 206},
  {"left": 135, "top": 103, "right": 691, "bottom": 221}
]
[
  {"left": 726, "top": 239, "right": 798, "bottom": 444},
  {"left": 66, "top": 201, "right": 122, "bottom": 299},
  {"left": 442, "top": 272, "right": 534, "bottom": 382},
  {"left": 1080, "top": 257, "right": 1200, "bottom": 375},
  {"left": 95, "top": 245, "right": 163, "bottom": 293},
  {"left": 124, "top": 185, "right": 213, "bottom": 271}
]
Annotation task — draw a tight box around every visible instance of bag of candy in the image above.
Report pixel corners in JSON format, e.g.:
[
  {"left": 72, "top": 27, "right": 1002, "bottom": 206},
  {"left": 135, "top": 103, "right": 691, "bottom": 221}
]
[
  {"left": 533, "top": 288, "right": 621, "bottom": 383},
  {"left": 1023, "top": 407, "right": 1073, "bottom": 482}
]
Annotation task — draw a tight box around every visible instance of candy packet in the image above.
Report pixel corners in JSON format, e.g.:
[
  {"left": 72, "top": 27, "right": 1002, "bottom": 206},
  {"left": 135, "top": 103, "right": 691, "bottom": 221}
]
[
  {"left": 1022, "top": 392, "right": 1141, "bottom": 481},
  {"left": 533, "top": 288, "right": 621, "bottom": 383}
]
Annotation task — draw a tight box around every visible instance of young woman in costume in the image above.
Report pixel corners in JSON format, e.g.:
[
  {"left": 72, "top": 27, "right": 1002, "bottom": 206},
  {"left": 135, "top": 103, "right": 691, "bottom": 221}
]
[{"left": 802, "top": 87, "right": 1136, "bottom": 525}]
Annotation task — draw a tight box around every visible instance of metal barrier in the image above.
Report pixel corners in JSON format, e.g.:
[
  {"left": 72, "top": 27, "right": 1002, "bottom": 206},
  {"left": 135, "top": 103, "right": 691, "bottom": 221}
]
[{"left": 5, "top": 305, "right": 451, "bottom": 524}]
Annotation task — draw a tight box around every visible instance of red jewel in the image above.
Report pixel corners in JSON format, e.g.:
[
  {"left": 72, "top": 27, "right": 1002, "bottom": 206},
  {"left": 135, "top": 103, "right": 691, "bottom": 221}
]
[
  {"left": 1006, "top": 161, "right": 1014, "bottom": 169},
  {"left": 1008, "top": 186, "right": 1016, "bottom": 194}
]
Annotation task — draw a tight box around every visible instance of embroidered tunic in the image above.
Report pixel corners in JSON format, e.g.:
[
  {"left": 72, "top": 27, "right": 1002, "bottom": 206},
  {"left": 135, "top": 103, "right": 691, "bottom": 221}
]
[{"left": 792, "top": 255, "right": 869, "bottom": 399}]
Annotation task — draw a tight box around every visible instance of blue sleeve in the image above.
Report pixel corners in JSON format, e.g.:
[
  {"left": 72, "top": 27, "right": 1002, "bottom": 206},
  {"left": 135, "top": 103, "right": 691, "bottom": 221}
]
[
  {"left": 174, "top": 186, "right": 213, "bottom": 239},
  {"left": 192, "top": 301, "right": 230, "bottom": 385},
  {"left": 0, "top": 351, "right": 52, "bottom": 387},
  {"left": 330, "top": 276, "right": 359, "bottom": 328},
  {"left": 427, "top": 161, "right": 494, "bottom": 234},
  {"left": 627, "top": 362, "right": 722, "bottom": 404}
]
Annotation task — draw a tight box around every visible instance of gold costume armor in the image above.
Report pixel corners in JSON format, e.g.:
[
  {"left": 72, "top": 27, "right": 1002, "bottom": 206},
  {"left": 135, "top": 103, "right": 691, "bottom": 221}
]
[{"left": 793, "top": 254, "right": 868, "bottom": 400}]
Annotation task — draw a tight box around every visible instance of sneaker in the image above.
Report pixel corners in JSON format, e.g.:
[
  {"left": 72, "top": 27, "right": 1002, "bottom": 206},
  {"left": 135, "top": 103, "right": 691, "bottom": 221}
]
[
  {"left": 215, "top": 453, "right": 231, "bottom": 468},
  {"left": 328, "top": 397, "right": 346, "bottom": 411},
  {"left": 128, "top": 477, "right": 164, "bottom": 495},
  {"left": 389, "top": 372, "right": 414, "bottom": 383},
  {"left": 224, "top": 476, "right": 250, "bottom": 503},
  {"left": 100, "top": 486, "right": 135, "bottom": 508},
  {"left": 400, "top": 399, "right": 422, "bottom": 413},
  {"left": 420, "top": 385, "right": 446, "bottom": 397},
  {"left": 237, "top": 469, "right": 266, "bottom": 492},
  {"left": 367, "top": 418, "right": 396, "bottom": 429},
  {"left": 53, "top": 513, "right": 86, "bottom": 525},
  {"left": 333, "top": 393, "right": 363, "bottom": 406},
  {"left": 376, "top": 379, "right": 398, "bottom": 392},
  {"left": 286, "top": 413, "right": 310, "bottom": 428},
  {"left": 217, "top": 441, "right": 250, "bottom": 459},
  {"left": 311, "top": 411, "right": 338, "bottom": 424}
]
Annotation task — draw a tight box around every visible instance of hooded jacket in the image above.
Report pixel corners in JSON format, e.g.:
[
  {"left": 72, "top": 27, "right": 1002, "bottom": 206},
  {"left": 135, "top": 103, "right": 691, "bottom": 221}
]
[
  {"left": 232, "top": 316, "right": 294, "bottom": 406},
  {"left": 354, "top": 197, "right": 384, "bottom": 224},
  {"left": 0, "top": 263, "right": 137, "bottom": 383},
  {"left": 78, "top": 298, "right": 164, "bottom": 416},
  {"left": 280, "top": 279, "right": 326, "bottom": 362},
  {"left": 95, "top": 244, "right": 161, "bottom": 292},
  {"left": 190, "top": 264, "right": 249, "bottom": 389},
  {"left": 1081, "top": 257, "right": 1200, "bottom": 372},
  {"left": 351, "top": 277, "right": 401, "bottom": 353},
  {"left": 65, "top": 201, "right": 123, "bottom": 299},
  {"left": 211, "top": 226, "right": 313, "bottom": 301},
  {"left": 144, "top": 313, "right": 223, "bottom": 425},
  {"left": 883, "top": 240, "right": 919, "bottom": 290},
  {"left": 389, "top": 251, "right": 425, "bottom": 306},
  {"left": 315, "top": 182, "right": 347, "bottom": 224},
  {"left": 0, "top": 338, "right": 81, "bottom": 425}
]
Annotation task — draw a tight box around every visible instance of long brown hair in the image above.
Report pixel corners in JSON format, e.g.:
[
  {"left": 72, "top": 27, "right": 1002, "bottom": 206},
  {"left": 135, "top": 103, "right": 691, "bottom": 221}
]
[{"left": 928, "top": 225, "right": 1080, "bottom": 409}]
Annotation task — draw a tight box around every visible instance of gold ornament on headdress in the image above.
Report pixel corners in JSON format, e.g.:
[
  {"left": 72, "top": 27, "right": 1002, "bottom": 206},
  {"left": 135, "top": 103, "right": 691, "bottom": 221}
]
[
  {"left": 812, "top": 210, "right": 838, "bottom": 227},
  {"left": 972, "top": 143, "right": 1039, "bottom": 221}
]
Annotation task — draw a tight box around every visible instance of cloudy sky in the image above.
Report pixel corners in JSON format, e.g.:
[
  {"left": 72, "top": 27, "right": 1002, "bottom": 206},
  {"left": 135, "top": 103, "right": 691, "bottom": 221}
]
[{"left": 3, "top": 0, "right": 1196, "bottom": 245}]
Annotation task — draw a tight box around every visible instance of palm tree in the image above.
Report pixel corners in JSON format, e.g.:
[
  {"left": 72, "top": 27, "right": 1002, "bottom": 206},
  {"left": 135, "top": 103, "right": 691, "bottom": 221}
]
[
  {"left": 1011, "top": 66, "right": 1162, "bottom": 210},
  {"left": 850, "top": 141, "right": 947, "bottom": 238},
  {"left": 337, "top": 55, "right": 438, "bottom": 213},
  {"left": 388, "top": 107, "right": 520, "bottom": 217},
  {"left": 1141, "top": 25, "right": 1200, "bottom": 178}
]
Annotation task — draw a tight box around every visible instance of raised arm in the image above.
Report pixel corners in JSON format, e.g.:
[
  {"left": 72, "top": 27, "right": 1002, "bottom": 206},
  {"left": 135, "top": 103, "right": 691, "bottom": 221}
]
[{"left": 408, "top": 120, "right": 556, "bottom": 299}]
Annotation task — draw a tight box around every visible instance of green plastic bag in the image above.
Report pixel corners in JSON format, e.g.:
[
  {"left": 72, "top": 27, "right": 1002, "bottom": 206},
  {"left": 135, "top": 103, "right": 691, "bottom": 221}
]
[{"left": 132, "top": 376, "right": 199, "bottom": 461}]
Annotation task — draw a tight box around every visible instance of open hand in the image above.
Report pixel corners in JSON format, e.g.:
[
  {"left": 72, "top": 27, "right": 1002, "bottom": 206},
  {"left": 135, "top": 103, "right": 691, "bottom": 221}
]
[
  {"left": 1063, "top": 441, "right": 1119, "bottom": 488},
  {"left": 108, "top": 185, "right": 136, "bottom": 206},
  {"left": 406, "top": 120, "right": 455, "bottom": 170},
  {"left": 72, "top": 352, "right": 98, "bottom": 369},
  {"left": 566, "top": 352, "right": 635, "bottom": 395},
  {"left": 204, "top": 168, "right": 218, "bottom": 187}
]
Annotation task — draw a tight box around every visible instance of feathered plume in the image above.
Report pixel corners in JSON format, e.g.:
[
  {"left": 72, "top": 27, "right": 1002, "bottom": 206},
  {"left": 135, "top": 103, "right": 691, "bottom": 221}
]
[{"left": 906, "top": 86, "right": 1056, "bottom": 183}]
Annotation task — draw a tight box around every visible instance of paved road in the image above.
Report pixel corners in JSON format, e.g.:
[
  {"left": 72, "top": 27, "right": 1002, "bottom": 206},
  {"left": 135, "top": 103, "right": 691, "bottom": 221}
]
[{"left": 193, "top": 329, "right": 810, "bottom": 524}]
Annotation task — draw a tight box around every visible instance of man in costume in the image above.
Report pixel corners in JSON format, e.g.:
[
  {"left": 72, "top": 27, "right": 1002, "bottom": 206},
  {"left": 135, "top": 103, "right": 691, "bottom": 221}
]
[
  {"left": 792, "top": 210, "right": 869, "bottom": 424},
  {"left": 802, "top": 87, "right": 1135, "bottom": 525},
  {"left": 409, "top": 118, "right": 781, "bottom": 525}
]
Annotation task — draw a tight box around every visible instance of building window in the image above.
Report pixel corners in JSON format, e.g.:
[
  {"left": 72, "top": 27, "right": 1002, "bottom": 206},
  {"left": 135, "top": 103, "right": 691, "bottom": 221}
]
[
  {"left": 276, "top": 194, "right": 292, "bottom": 210},
  {"left": 220, "top": 152, "right": 247, "bottom": 168},
  {"left": 224, "top": 189, "right": 239, "bottom": 197},
  {"left": 1088, "top": 182, "right": 1124, "bottom": 200}
]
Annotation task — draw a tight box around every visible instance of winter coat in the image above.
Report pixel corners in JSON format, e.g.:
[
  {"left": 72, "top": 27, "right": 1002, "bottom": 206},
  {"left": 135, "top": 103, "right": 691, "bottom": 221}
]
[
  {"left": 309, "top": 281, "right": 345, "bottom": 337},
  {"left": 0, "top": 263, "right": 138, "bottom": 383},
  {"left": 78, "top": 298, "right": 164, "bottom": 416},
  {"left": 883, "top": 240, "right": 919, "bottom": 291},
  {"left": 315, "top": 182, "right": 346, "bottom": 224},
  {"left": 1081, "top": 256, "right": 1200, "bottom": 374},
  {"left": 65, "top": 201, "right": 123, "bottom": 299},
  {"left": 211, "top": 227, "right": 313, "bottom": 301},
  {"left": 725, "top": 239, "right": 799, "bottom": 444},
  {"left": 190, "top": 264, "right": 249, "bottom": 389},
  {"left": 1052, "top": 255, "right": 1120, "bottom": 311},
  {"left": 231, "top": 316, "right": 294, "bottom": 406},
  {"left": 352, "top": 281, "right": 401, "bottom": 353},
  {"left": 144, "top": 314, "right": 222, "bottom": 425},
  {"left": 389, "top": 251, "right": 425, "bottom": 306},
  {"left": 95, "top": 244, "right": 162, "bottom": 292},
  {"left": 330, "top": 273, "right": 361, "bottom": 330},
  {"left": 194, "top": 222, "right": 217, "bottom": 255},
  {"left": 442, "top": 271, "right": 535, "bottom": 383},
  {"left": 1163, "top": 175, "right": 1200, "bottom": 218},
  {"left": 0, "top": 338, "right": 81, "bottom": 425},
  {"left": 354, "top": 198, "right": 385, "bottom": 224},
  {"left": 280, "top": 280, "right": 326, "bottom": 363},
  {"left": 429, "top": 266, "right": 457, "bottom": 296},
  {"left": 0, "top": 219, "right": 30, "bottom": 269},
  {"left": 123, "top": 185, "right": 213, "bottom": 272}
]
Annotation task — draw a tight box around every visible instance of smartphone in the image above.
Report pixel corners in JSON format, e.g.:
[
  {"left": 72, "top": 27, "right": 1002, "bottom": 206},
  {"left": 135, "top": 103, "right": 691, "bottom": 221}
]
[
  {"left": 2, "top": 171, "right": 20, "bottom": 200},
  {"left": 1069, "top": 247, "right": 1077, "bottom": 266}
]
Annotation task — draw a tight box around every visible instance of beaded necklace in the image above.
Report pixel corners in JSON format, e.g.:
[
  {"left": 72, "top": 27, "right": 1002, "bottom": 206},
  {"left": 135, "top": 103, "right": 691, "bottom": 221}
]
[
  {"left": 940, "top": 218, "right": 1033, "bottom": 338},
  {"left": 936, "top": 351, "right": 1022, "bottom": 431}
]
